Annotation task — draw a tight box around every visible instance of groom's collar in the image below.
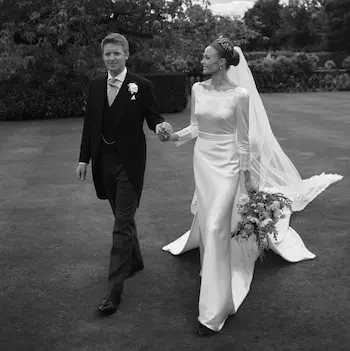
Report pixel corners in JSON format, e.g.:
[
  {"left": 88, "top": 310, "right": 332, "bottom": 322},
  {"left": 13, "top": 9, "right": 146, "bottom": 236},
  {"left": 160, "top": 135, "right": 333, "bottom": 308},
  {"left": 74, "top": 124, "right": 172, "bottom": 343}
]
[{"left": 108, "top": 67, "right": 127, "bottom": 82}]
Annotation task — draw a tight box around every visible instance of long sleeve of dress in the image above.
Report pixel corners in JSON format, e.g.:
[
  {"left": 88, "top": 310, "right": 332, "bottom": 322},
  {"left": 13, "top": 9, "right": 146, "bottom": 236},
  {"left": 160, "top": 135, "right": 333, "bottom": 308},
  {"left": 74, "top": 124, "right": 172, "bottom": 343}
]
[
  {"left": 174, "top": 83, "right": 199, "bottom": 147},
  {"left": 236, "top": 88, "right": 251, "bottom": 171}
]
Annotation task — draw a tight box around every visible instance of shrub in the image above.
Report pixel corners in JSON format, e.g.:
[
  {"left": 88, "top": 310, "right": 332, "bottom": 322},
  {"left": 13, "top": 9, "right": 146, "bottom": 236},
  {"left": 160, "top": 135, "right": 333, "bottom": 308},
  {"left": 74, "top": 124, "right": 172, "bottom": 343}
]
[
  {"left": 245, "top": 50, "right": 295, "bottom": 62},
  {"left": 314, "top": 52, "right": 350, "bottom": 68},
  {"left": 248, "top": 52, "right": 317, "bottom": 92},
  {"left": 337, "top": 72, "right": 350, "bottom": 90},
  {"left": 245, "top": 51, "right": 350, "bottom": 69},
  {"left": 0, "top": 55, "right": 90, "bottom": 120},
  {"left": 324, "top": 60, "right": 336, "bottom": 69},
  {"left": 342, "top": 56, "right": 350, "bottom": 70},
  {"left": 127, "top": 54, "right": 156, "bottom": 74},
  {"left": 0, "top": 45, "right": 189, "bottom": 119}
]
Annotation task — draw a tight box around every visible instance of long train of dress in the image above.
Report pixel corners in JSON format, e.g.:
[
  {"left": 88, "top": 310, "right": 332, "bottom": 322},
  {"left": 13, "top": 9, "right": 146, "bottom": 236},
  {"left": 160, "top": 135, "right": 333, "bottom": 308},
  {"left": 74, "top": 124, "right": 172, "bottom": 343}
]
[
  {"left": 162, "top": 173, "right": 342, "bottom": 331},
  {"left": 162, "top": 181, "right": 320, "bottom": 326}
]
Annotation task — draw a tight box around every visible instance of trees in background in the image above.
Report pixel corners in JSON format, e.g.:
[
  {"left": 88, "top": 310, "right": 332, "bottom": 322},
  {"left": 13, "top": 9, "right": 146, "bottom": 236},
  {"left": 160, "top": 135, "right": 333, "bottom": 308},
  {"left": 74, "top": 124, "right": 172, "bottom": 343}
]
[
  {"left": 1, "top": 0, "right": 349, "bottom": 75},
  {"left": 147, "top": 3, "right": 259, "bottom": 74},
  {"left": 244, "top": 0, "right": 282, "bottom": 51},
  {"left": 324, "top": 0, "right": 350, "bottom": 52},
  {"left": 244, "top": 0, "right": 350, "bottom": 52},
  {"left": 0, "top": 0, "right": 258, "bottom": 119},
  {"left": 1, "top": 0, "right": 349, "bottom": 120},
  {"left": 277, "top": 0, "right": 327, "bottom": 51},
  {"left": 0, "top": 0, "right": 260, "bottom": 73}
]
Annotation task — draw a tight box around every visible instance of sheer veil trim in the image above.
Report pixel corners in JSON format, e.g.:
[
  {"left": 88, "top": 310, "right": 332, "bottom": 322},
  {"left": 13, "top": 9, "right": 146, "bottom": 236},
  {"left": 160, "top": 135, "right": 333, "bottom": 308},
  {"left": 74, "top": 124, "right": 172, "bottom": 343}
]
[{"left": 190, "top": 47, "right": 342, "bottom": 215}]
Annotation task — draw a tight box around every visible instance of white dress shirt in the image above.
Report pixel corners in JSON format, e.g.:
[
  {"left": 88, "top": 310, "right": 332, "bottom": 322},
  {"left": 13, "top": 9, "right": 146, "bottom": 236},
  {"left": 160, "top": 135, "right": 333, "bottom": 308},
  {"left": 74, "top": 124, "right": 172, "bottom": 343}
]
[{"left": 107, "top": 67, "right": 127, "bottom": 94}]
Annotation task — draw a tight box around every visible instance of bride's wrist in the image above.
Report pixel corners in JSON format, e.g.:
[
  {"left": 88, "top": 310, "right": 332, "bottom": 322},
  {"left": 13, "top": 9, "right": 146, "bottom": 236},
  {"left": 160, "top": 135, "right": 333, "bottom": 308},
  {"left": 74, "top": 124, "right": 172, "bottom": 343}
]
[
  {"left": 169, "top": 133, "right": 179, "bottom": 141},
  {"left": 243, "top": 170, "right": 251, "bottom": 180}
]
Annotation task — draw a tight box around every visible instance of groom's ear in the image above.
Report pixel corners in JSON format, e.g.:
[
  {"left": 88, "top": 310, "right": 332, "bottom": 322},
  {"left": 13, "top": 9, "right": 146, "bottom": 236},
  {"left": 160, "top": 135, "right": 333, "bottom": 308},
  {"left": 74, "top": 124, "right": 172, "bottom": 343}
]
[{"left": 124, "top": 49, "right": 130, "bottom": 60}]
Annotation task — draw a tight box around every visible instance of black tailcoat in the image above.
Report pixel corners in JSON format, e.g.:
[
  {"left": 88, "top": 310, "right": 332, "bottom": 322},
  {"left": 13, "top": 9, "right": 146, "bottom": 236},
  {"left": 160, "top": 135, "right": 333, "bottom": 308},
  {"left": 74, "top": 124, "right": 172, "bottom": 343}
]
[{"left": 78, "top": 71, "right": 164, "bottom": 205}]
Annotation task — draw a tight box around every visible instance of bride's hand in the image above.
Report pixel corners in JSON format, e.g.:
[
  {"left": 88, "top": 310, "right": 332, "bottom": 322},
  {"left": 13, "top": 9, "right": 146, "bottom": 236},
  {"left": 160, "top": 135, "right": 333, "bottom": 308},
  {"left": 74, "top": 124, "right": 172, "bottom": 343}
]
[
  {"left": 158, "top": 133, "right": 179, "bottom": 142},
  {"left": 245, "top": 179, "right": 256, "bottom": 194},
  {"left": 243, "top": 171, "right": 258, "bottom": 193}
]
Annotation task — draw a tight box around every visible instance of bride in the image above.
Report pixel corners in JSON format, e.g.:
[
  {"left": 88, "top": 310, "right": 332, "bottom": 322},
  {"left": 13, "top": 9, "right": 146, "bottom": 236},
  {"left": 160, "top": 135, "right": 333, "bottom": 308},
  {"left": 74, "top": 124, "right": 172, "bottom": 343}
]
[{"left": 159, "top": 37, "right": 343, "bottom": 336}]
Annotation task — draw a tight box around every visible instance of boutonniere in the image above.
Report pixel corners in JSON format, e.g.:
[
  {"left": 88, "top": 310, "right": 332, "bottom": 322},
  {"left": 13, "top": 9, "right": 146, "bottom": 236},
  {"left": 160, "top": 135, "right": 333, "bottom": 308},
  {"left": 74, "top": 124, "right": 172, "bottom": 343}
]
[{"left": 128, "top": 82, "right": 138, "bottom": 100}]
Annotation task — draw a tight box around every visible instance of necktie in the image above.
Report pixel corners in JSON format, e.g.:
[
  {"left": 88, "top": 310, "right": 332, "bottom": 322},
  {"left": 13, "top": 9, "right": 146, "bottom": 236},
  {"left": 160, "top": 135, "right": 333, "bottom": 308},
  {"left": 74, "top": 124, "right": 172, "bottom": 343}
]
[{"left": 107, "top": 77, "right": 120, "bottom": 106}]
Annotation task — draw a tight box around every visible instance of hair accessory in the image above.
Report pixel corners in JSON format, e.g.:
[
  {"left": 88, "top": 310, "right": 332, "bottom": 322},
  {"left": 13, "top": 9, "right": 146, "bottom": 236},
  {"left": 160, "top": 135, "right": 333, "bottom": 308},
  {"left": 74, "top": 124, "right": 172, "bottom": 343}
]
[{"left": 216, "top": 37, "right": 234, "bottom": 56}]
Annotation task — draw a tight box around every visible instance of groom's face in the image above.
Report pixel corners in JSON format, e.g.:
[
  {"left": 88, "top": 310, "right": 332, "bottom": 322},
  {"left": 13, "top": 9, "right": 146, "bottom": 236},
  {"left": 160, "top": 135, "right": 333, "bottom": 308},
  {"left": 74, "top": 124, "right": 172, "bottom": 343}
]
[{"left": 102, "top": 43, "right": 129, "bottom": 76}]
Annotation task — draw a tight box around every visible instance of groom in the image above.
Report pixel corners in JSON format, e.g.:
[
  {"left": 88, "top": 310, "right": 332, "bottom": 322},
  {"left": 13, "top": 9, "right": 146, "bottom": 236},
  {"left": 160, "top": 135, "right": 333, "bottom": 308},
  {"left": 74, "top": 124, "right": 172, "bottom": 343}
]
[{"left": 76, "top": 33, "right": 172, "bottom": 316}]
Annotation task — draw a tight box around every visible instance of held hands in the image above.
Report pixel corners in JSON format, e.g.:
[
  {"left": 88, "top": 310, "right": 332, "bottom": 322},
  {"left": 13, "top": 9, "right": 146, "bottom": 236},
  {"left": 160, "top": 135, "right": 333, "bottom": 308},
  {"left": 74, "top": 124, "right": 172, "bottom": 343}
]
[
  {"left": 156, "top": 122, "right": 173, "bottom": 142},
  {"left": 159, "top": 132, "right": 179, "bottom": 142}
]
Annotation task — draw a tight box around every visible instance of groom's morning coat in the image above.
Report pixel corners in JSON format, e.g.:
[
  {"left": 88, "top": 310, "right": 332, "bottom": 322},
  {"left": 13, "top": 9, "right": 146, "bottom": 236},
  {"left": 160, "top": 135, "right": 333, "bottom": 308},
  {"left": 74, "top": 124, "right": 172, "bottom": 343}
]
[{"left": 78, "top": 71, "right": 164, "bottom": 205}]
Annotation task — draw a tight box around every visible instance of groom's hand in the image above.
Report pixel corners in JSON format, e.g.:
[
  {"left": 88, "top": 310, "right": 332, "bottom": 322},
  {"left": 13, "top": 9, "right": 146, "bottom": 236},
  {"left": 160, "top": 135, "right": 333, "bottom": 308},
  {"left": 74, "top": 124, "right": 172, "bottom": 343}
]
[
  {"left": 158, "top": 133, "right": 169, "bottom": 141},
  {"left": 156, "top": 122, "right": 173, "bottom": 139},
  {"left": 76, "top": 163, "right": 87, "bottom": 181}
]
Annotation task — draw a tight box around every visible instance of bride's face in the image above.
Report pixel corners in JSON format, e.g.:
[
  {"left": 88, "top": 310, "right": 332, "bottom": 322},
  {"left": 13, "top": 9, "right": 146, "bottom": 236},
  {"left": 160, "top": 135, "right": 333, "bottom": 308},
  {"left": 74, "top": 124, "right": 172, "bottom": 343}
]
[{"left": 201, "top": 46, "right": 222, "bottom": 75}]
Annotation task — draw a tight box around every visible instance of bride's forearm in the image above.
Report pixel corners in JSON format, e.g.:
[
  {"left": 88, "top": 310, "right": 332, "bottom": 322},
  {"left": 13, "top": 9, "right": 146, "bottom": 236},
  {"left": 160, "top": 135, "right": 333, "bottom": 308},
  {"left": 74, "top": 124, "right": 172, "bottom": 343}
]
[{"left": 169, "top": 133, "right": 179, "bottom": 141}]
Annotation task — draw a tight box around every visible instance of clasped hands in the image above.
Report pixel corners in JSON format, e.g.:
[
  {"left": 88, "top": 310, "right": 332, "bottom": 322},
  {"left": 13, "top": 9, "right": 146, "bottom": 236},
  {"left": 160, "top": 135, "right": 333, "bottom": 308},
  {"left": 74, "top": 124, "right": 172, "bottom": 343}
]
[{"left": 156, "top": 122, "right": 173, "bottom": 141}]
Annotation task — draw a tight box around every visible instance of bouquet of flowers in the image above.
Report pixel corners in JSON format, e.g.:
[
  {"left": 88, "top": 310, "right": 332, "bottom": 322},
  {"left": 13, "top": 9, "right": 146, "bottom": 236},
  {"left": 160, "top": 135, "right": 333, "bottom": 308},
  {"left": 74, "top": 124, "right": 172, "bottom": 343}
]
[{"left": 231, "top": 189, "right": 292, "bottom": 258}]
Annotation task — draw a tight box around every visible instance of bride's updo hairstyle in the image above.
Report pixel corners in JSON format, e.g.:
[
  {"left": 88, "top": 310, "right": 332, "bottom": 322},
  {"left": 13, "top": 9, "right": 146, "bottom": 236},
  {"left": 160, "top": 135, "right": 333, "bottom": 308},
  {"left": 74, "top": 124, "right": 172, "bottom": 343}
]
[{"left": 210, "top": 37, "right": 240, "bottom": 69}]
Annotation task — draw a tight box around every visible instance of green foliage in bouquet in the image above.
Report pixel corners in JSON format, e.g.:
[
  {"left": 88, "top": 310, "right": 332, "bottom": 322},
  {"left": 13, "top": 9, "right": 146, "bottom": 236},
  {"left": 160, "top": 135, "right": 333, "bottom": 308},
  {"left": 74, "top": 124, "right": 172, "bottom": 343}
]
[{"left": 231, "top": 189, "right": 292, "bottom": 258}]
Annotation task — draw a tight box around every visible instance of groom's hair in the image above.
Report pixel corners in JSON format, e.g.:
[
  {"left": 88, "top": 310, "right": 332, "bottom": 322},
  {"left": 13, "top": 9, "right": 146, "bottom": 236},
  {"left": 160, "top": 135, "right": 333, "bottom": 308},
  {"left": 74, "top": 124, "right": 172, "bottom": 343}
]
[{"left": 101, "top": 33, "right": 129, "bottom": 55}]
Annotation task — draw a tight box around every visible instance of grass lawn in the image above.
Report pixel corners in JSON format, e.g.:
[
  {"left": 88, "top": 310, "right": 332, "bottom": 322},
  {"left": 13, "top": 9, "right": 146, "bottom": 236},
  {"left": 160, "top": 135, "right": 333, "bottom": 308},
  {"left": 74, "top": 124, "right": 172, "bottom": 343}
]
[{"left": 0, "top": 92, "right": 349, "bottom": 351}]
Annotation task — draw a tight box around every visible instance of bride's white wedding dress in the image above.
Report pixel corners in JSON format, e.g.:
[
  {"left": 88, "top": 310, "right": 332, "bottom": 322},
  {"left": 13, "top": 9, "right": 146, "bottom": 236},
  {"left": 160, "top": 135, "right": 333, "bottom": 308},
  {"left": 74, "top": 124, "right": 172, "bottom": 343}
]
[{"left": 162, "top": 81, "right": 342, "bottom": 332}]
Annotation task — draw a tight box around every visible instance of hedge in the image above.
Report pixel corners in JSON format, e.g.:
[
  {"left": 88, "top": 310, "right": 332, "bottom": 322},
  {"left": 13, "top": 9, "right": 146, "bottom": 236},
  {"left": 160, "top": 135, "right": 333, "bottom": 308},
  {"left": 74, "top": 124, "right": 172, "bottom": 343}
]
[
  {"left": 1, "top": 50, "right": 349, "bottom": 121},
  {"left": 245, "top": 51, "right": 350, "bottom": 69},
  {"left": 0, "top": 57, "right": 90, "bottom": 121},
  {"left": 188, "top": 53, "right": 350, "bottom": 93},
  {"left": 141, "top": 72, "right": 188, "bottom": 114},
  {"left": 0, "top": 57, "right": 188, "bottom": 120}
]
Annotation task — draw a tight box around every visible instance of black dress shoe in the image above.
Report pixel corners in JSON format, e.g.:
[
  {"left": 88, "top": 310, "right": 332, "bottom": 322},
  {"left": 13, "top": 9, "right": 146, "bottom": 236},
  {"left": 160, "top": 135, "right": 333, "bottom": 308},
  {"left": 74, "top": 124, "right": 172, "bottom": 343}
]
[
  {"left": 97, "top": 292, "right": 121, "bottom": 316},
  {"left": 197, "top": 322, "right": 217, "bottom": 336},
  {"left": 126, "top": 262, "right": 144, "bottom": 279}
]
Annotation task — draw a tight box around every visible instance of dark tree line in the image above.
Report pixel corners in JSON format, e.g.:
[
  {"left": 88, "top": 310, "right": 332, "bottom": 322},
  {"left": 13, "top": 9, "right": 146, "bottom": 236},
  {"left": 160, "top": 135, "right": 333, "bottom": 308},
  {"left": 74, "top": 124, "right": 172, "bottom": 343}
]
[
  {"left": 244, "top": 0, "right": 350, "bottom": 52},
  {"left": 0, "top": 0, "right": 349, "bottom": 76}
]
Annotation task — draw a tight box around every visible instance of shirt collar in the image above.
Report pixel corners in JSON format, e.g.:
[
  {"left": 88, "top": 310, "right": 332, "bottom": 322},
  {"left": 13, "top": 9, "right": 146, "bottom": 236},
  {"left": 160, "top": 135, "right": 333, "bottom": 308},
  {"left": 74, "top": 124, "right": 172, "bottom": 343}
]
[{"left": 108, "top": 67, "right": 127, "bottom": 82}]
